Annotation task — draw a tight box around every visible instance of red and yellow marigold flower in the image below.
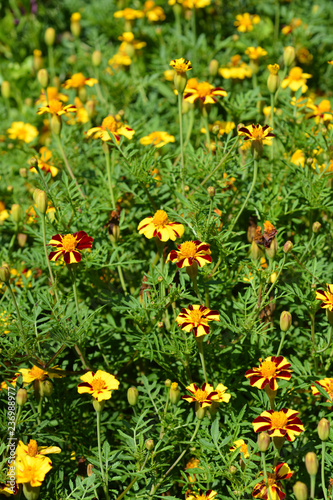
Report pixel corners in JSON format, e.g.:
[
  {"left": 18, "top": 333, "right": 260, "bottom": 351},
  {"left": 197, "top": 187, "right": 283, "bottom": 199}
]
[
  {"left": 29, "top": 147, "right": 58, "bottom": 177},
  {"left": 281, "top": 67, "right": 312, "bottom": 93},
  {"left": 281, "top": 17, "right": 302, "bottom": 35},
  {"left": 316, "top": 285, "right": 333, "bottom": 311},
  {"left": 229, "top": 439, "right": 250, "bottom": 458},
  {"left": 167, "top": 240, "right": 212, "bottom": 268},
  {"left": 0, "top": 373, "right": 20, "bottom": 391},
  {"left": 19, "top": 365, "right": 64, "bottom": 384},
  {"left": 234, "top": 13, "right": 260, "bottom": 32},
  {"left": 63, "top": 72, "right": 98, "bottom": 89},
  {"left": 37, "top": 99, "right": 76, "bottom": 116},
  {"left": 238, "top": 124, "right": 275, "bottom": 144},
  {"left": 253, "top": 408, "right": 304, "bottom": 442},
  {"left": 184, "top": 81, "right": 227, "bottom": 105},
  {"left": 170, "top": 58, "right": 192, "bottom": 75},
  {"left": 86, "top": 115, "right": 135, "bottom": 143},
  {"left": 48, "top": 231, "right": 93, "bottom": 264},
  {"left": 16, "top": 439, "right": 61, "bottom": 461},
  {"left": 140, "top": 131, "right": 175, "bottom": 148},
  {"left": 15, "top": 455, "right": 52, "bottom": 487},
  {"left": 137, "top": 210, "right": 184, "bottom": 241},
  {"left": 0, "top": 201, "right": 9, "bottom": 223},
  {"left": 182, "top": 382, "right": 219, "bottom": 408},
  {"left": 311, "top": 378, "right": 333, "bottom": 403},
  {"left": 176, "top": 304, "right": 220, "bottom": 337},
  {"left": 245, "top": 356, "right": 292, "bottom": 391},
  {"left": 187, "top": 491, "right": 217, "bottom": 500},
  {"left": 7, "top": 122, "right": 38, "bottom": 143},
  {"left": 252, "top": 462, "right": 293, "bottom": 500},
  {"left": 77, "top": 370, "right": 120, "bottom": 401}
]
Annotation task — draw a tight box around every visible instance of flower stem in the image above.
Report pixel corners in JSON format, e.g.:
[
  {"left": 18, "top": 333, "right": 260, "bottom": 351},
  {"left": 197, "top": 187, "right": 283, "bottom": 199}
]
[
  {"left": 191, "top": 275, "right": 203, "bottom": 303},
  {"left": 270, "top": 93, "right": 275, "bottom": 165},
  {"left": 310, "top": 473, "right": 316, "bottom": 499},
  {"left": 55, "top": 135, "right": 85, "bottom": 199},
  {"left": 261, "top": 452, "right": 274, "bottom": 500},
  {"left": 204, "top": 114, "right": 211, "bottom": 152},
  {"left": 196, "top": 338, "right": 208, "bottom": 384},
  {"left": 322, "top": 441, "right": 328, "bottom": 500},
  {"left": 71, "top": 270, "right": 80, "bottom": 324},
  {"left": 7, "top": 282, "right": 29, "bottom": 355},
  {"left": 96, "top": 409, "right": 109, "bottom": 500},
  {"left": 276, "top": 331, "right": 286, "bottom": 356},
  {"left": 41, "top": 215, "right": 59, "bottom": 303},
  {"left": 230, "top": 157, "right": 258, "bottom": 232},
  {"left": 104, "top": 144, "right": 116, "bottom": 210},
  {"left": 48, "top": 45, "right": 55, "bottom": 81},
  {"left": 178, "top": 92, "right": 185, "bottom": 194}
]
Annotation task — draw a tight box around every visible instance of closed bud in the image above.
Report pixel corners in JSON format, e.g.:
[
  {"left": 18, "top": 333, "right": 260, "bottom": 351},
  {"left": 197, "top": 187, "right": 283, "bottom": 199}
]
[
  {"left": 207, "top": 186, "right": 215, "bottom": 197},
  {"left": 257, "top": 432, "right": 270, "bottom": 452},
  {"left": 51, "top": 114, "right": 62, "bottom": 135},
  {"left": 37, "top": 69, "right": 49, "bottom": 88},
  {"left": 87, "top": 464, "right": 94, "bottom": 476},
  {"left": 267, "top": 73, "right": 280, "bottom": 94},
  {"left": 0, "top": 265, "right": 10, "bottom": 282},
  {"left": 34, "top": 189, "right": 47, "bottom": 214},
  {"left": 165, "top": 379, "right": 171, "bottom": 387},
  {"left": 305, "top": 452, "right": 319, "bottom": 476},
  {"left": 293, "top": 481, "right": 308, "bottom": 500},
  {"left": 40, "top": 379, "right": 53, "bottom": 397},
  {"left": 1, "top": 80, "right": 10, "bottom": 99},
  {"left": 78, "top": 86, "right": 87, "bottom": 103},
  {"left": 23, "top": 484, "right": 40, "bottom": 500},
  {"left": 195, "top": 402, "right": 206, "bottom": 420},
  {"left": 127, "top": 386, "right": 139, "bottom": 406},
  {"left": 283, "top": 46, "right": 296, "bottom": 67},
  {"left": 174, "top": 73, "right": 187, "bottom": 94},
  {"left": 85, "top": 99, "right": 95, "bottom": 119},
  {"left": 145, "top": 439, "right": 154, "bottom": 451},
  {"left": 93, "top": 399, "right": 105, "bottom": 413},
  {"left": 209, "top": 59, "right": 219, "bottom": 77},
  {"left": 170, "top": 382, "right": 181, "bottom": 404},
  {"left": 33, "top": 50, "right": 43, "bottom": 71},
  {"left": 71, "top": 17, "right": 81, "bottom": 37},
  {"left": 250, "top": 240, "right": 263, "bottom": 260},
  {"left": 312, "top": 221, "right": 321, "bottom": 233},
  {"left": 229, "top": 465, "right": 237, "bottom": 475},
  {"left": 11, "top": 204, "right": 21, "bottom": 223},
  {"left": 45, "top": 27, "right": 56, "bottom": 46},
  {"left": 283, "top": 240, "right": 293, "bottom": 253},
  {"left": 92, "top": 50, "right": 102, "bottom": 67},
  {"left": 16, "top": 388, "right": 28, "bottom": 406},
  {"left": 318, "top": 418, "right": 330, "bottom": 441},
  {"left": 265, "top": 238, "right": 278, "bottom": 259},
  {"left": 20, "top": 167, "right": 27, "bottom": 177},
  {"left": 280, "top": 311, "right": 292, "bottom": 332},
  {"left": 157, "top": 321, "right": 164, "bottom": 328},
  {"left": 17, "top": 233, "right": 27, "bottom": 247}
]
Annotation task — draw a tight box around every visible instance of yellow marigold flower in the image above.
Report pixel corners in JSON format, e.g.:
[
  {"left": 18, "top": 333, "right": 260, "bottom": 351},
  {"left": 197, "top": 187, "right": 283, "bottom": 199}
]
[
  {"left": 77, "top": 370, "right": 120, "bottom": 401},
  {"left": 71, "top": 12, "right": 81, "bottom": 22},
  {"left": 316, "top": 284, "right": 333, "bottom": 311},
  {"left": 108, "top": 51, "right": 132, "bottom": 69},
  {"left": 214, "top": 383, "right": 231, "bottom": 403},
  {"left": 86, "top": 115, "right": 135, "bottom": 143},
  {"left": 37, "top": 99, "right": 76, "bottom": 116},
  {"left": 245, "top": 356, "right": 292, "bottom": 391},
  {"left": 19, "top": 366, "right": 64, "bottom": 384},
  {"left": 0, "top": 310, "right": 10, "bottom": 334},
  {"left": 36, "top": 86, "right": 69, "bottom": 105},
  {"left": 252, "top": 463, "right": 293, "bottom": 500},
  {"left": 187, "top": 491, "right": 217, "bottom": 500},
  {"left": 253, "top": 409, "right": 304, "bottom": 441},
  {"left": 268, "top": 64, "right": 280, "bottom": 75},
  {"left": 29, "top": 147, "right": 58, "bottom": 177},
  {"left": 281, "top": 66, "right": 312, "bottom": 93},
  {"left": 164, "top": 69, "right": 175, "bottom": 81},
  {"left": 311, "top": 378, "right": 333, "bottom": 403},
  {"left": 16, "top": 455, "right": 52, "bottom": 487},
  {"left": 297, "top": 47, "right": 313, "bottom": 64},
  {"left": 140, "top": 131, "right": 175, "bottom": 148},
  {"left": 114, "top": 8, "right": 145, "bottom": 20},
  {"left": 263, "top": 105, "right": 278, "bottom": 117},
  {"left": 182, "top": 0, "right": 211, "bottom": 7},
  {"left": 63, "top": 72, "right": 98, "bottom": 89},
  {"left": 119, "top": 32, "right": 147, "bottom": 52},
  {"left": 328, "top": 60, "right": 333, "bottom": 65},
  {"left": 7, "top": 122, "right": 38, "bottom": 143},
  {"left": 183, "top": 382, "right": 219, "bottom": 408},
  {"left": 184, "top": 81, "right": 227, "bottom": 105},
  {"left": 143, "top": 1, "right": 166, "bottom": 21},
  {"left": 0, "top": 373, "right": 19, "bottom": 391},
  {"left": 170, "top": 58, "right": 192, "bottom": 74},
  {"left": 16, "top": 439, "right": 61, "bottom": 461},
  {"left": 201, "top": 120, "right": 235, "bottom": 137},
  {"left": 166, "top": 240, "right": 212, "bottom": 268},
  {"left": 281, "top": 17, "right": 302, "bottom": 35},
  {"left": 307, "top": 99, "right": 332, "bottom": 123},
  {"left": 229, "top": 439, "right": 250, "bottom": 458},
  {"left": 219, "top": 55, "right": 252, "bottom": 79},
  {"left": 245, "top": 46, "right": 267, "bottom": 60},
  {"left": 238, "top": 124, "right": 274, "bottom": 144},
  {"left": 290, "top": 149, "right": 305, "bottom": 167},
  {"left": 176, "top": 304, "right": 220, "bottom": 337},
  {"left": 0, "top": 201, "right": 9, "bottom": 222},
  {"left": 234, "top": 13, "right": 260, "bottom": 33},
  {"left": 137, "top": 210, "right": 184, "bottom": 241}
]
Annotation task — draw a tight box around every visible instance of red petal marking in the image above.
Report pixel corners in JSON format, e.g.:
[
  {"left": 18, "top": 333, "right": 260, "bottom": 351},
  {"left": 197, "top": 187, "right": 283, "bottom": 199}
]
[
  {"left": 193, "top": 326, "right": 198, "bottom": 336},
  {"left": 77, "top": 382, "right": 92, "bottom": 389},
  {"left": 49, "top": 234, "right": 63, "bottom": 244},
  {"left": 168, "top": 250, "right": 178, "bottom": 261},
  {"left": 278, "top": 370, "right": 291, "bottom": 379},
  {"left": 48, "top": 250, "right": 62, "bottom": 261},
  {"left": 176, "top": 258, "right": 185, "bottom": 268},
  {"left": 180, "top": 322, "right": 192, "bottom": 330},
  {"left": 188, "top": 304, "right": 194, "bottom": 310},
  {"left": 205, "top": 309, "right": 219, "bottom": 317}
]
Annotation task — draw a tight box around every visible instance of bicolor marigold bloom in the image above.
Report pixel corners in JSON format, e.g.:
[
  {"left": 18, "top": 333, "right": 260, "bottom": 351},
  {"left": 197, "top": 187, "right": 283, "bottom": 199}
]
[
  {"left": 176, "top": 304, "right": 220, "bottom": 337},
  {"left": 311, "top": 378, "right": 333, "bottom": 403},
  {"left": 229, "top": 439, "right": 250, "bottom": 458},
  {"left": 7, "top": 122, "right": 38, "bottom": 143},
  {"left": 281, "top": 17, "right": 302, "bottom": 35},
  {"left": 113, "top": 8, "right": 145, "bottom": 20},
  {"left": 234, "top": 13, "right": 260, "bottom": 32},
  {"left": 48, "top": 231, "right": 93, "bottom": 264},
  {"left": 15, "top": 455, "right": 52, "bottom": 487},
  {"left": 307, "top": 99, "right": 332, "bottom": 124},
  {"left": 184, "top": 81, "right": 227, "bottom": 105},
  {"left": 219, "top": 55, "right": 252, "bottom": 79},
  {"left": 182, "top": 382, "right": 219, "bottom": 408},
  {"left": 16, "top": 439, "right": 61, "bottom": 461},
  {"left": 0, "top": 373, "right": 20, "bottom": 391},
  {"left": 167, "top": 240, "right": 212, "bottom": 268},
  {"left": 253, "top": 408, "right": 304, "bottom": 441},
  {"left": 140, "top": 131, "right": 175, "bottom": 148},
  {"left": 37, "top": 99, "right": 76, "bottom": 116},
  {"left": 187, "top": 491, "right": 217, "bottom": 500},
  {"left": 281, "top": 67, "right": 312, "bottom": 93},
  {"left": 316, "top": 285, "right": 333, "bottom": 311},
  {"left": 238, "top": 124, "right": 275, "bottom": 144},
  {"left": 29, "top": 147, "right": 58, "bottom": 177},
  {"left": 19, "top": 366, "right": 62, "bottom": 384},
  {"left": 137, "top": 210, "right": 184, "bottom": 241},
  {"left": 63, "top": 72, "right": 98, "bottom": 89},
  {"left": 245, "top": 356, "right": 292, "bottom": 391},
  {"left": 86, "top": 115, "right": 135, "bottom": 143},
  {"left": 0, "top": 201, "right": 9, "bottom": 222},
  {"left": 245, "top": 46, "right": 267, "bottom": 60},
  {"left": 252, "top": 462, "right": 293, "bottom": 500},
  {"left": 170, "top": 58, "right": 192, "bottom": 74},
  {"left": 77, "top": 370, "right": 120, "bottom": 401}
]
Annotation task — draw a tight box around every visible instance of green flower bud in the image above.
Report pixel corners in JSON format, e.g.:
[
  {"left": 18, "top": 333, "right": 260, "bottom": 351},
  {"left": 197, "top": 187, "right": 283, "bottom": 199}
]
[
  {"left": 280, "top": 311, "right": 292, "bottom": 332},
  {"left": 207, "top": 186, "right": 215, "bottom": 197},
  {"left": 34, "top": 189, "right": 48, "bottom": 214},
  {"left": 51, "top": 114, "right": 62, "bottom": 135},
  {"left": 45, "top": 27, "right": 56, "bottom": 46},
  {"left": 23, "top": 484, "right": 41, "bottom": 500},
  {"left": 92, "top": 50, "right": 102, "bottom": 67},
  {"left": 318, "top": 418, "right": 330, "bottom": 441},
  {"left": 265, "top": 238, "right": 278, "bottom": 259},
  {"left": 305, "top": 452, "right": 319, "bottom": 476},
  {"left": 209, "top": 59, "right": 219, "bottom": 77},
  {"left": 37, "top": 69, "right": 49, "bottom": 88},
  {"left": 0, "top": 265, "right": 10, "bottom": 283},
  {"left": 170, "top": 382, "right": 181, "bottom": 405},
  {"left": 93, "top": 399, "right": 105, "bottom": 413},
  {"left": 16, "top": 388, "right": 28, "bottom": 406},
  {"left": 1, "top": 80, "right": 10, "bottom": 99},
  {"left": 165, "top": 379, "right": 171, "bottom": 387},
  {"left": 11, "top": 204, "right": 21, "bottom": 223},
  {"left": 195, "top": 402, "right": 206, "bottom": 420},
  {"left": 267, "top": 73, "right": 280, "bottom": 94},
  {"left": 174, "top": 73, "right": 187, "bottom": 94},
  {"left": 283, "top": 46, "right": 296, "bottom": 67},
  {"left": 283, "top": 240, "right": 293, "bottom": 253},
  {"left": 312, "top": 222, "right": 321, "bottom": 233},
  {"left": 257, "top": 432, "right": 270, "bottom": 452},
  {"left": 17, "top": 233, "right": 27, "bottom": 247},
  {"left": 40, "top": 380, "right": 53, "bottom": 397},
  {"left": 145, "top": 439, "right": 154, "bottom": 451},
  {"left": 293, "top": 481, "right": 308, "bottom": 500},
  {"left": 87, "top": 464, "right": 94, "bottom": 476},
  {"left": 127, "top": 386, "right": 139, "bottom": 406}
]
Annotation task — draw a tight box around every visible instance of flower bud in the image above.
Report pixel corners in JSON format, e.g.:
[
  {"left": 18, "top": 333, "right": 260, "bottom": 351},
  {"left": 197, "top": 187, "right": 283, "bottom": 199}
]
[
  {"left": 23, "top": 484, "right": 40, "bottom": 500},
  {"left": 85, "top": 99, "right": 95, "bottom": 119},
  {"left": 51, "top": 114, "right": 62, "bottom": 135},
  {"left": 0, "top": 265, "right": 10, "bottom": 282},
  {"left": 267, "top": 73, "right": 280, "bottom": 94},
  {"left": 293, "top": 481, "right": 308, "bottom": 500},
  {"left": 170, "top": 382, "right": 181, "bottom": 405},
  {"left": 207, "top": 186, "right": 215, "bottom": 197},
  {"left": 195, "top": 402, "right": 206, "bottom": 420},
  {"left": 305, "top": 452, "right": 319, "bottom": 476},
  {"left": 127, "top": 386, "right": 139, "bottom": 406},
  {"left": 37, "top": 69, "right": 49, "bottom": 88},
  {"left": 1, "top": 80, "right": 10, "bottom": 99},
  {"left": 318, "top": 418, "right": 330, "bottom": 441},
  {"left": 20, "top": 167, "right": 27, "bottom": 177},
  {"left": 265, "top": 238, "right": 278, "bottom": 259},
  {"left": 33, "top": 49, "right": 43, "bottom": 71},
  {"left": 186, "top": 261, "right": 198, "bottom": 280},
  {"left": 11, "top": 204, "right": 21, "bottom": 223},
  {"left": 174, "top": 73, "right": 187, "bottom": 94},
  {"left": 283, "top": 46, "right": 296, "bottom": 67},
  {"left": 71, "top": 13, "right": 81, "bottom": 37},
  {"left": 229, "top": 465, "right": 237, "bottom": 475},
  {"left": 16, "top": 388, "right": 28, "bottom": 406},
  {"left": 92, "top": 50, "right": 102, "bottom": 67},
  {"left": 250, "top": 240, "right": 263, "bottom": 260},
  {"left": 209, "top": 59, "right": 219, "bottom": 77},
  {"left": 34, "top": 189, "right": 48, "bottom": 214},
  {"left": 40, "top": 380, "right": 53, "bottom": 397},
  {"left": 93, "top": 398, "right": 105, "bottom": 413},
  {"left": 87, "top": 464, "right": 94, "bottom": 476},
  {"left": 312, "top": 221, "right": 321, "bottom": 233},
  {"left": 165, "top": 379, "right": 171, "bottom": 387},
  {"left": 78, "top": 86, "right": 87, "bottom": 103},
  {"left": 280, "top": 311, "right": 292, "bottom": 332},
  {"left": 45, "top": 27, "right": 56, "bottom": 46},
  {"left": 17, "top": 233, "right": 27, "bottom": 247},
  {"left": 283, "top": 240, "right": 293, "bottom": 253},
  {"left": 257, "top": 432, "right": 270, "bottom": 452},
  {"left": 145, "top": 439, "right": 154, "bottom": 451}
]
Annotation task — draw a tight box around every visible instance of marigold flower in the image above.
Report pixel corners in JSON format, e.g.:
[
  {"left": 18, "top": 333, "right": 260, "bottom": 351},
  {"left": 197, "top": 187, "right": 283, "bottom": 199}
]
[
  {"left": 170, "top": 58, "right": 192, "bottom": 74},
  {"left": 48, "top": 231, "right": 93, "bottom": 264},
  {"left": 281, "top": 17, "right": 302, "bottom": 35},
  {"left": 71, "top": 12, "right": 81, "bottom": 22},
  {"left": 254, "top": 221, "right": 278, "bottom": 249},
  {"left": 113, "top": 8, "right": 145, "bottom": 20},
  {"left": 245, "top": 46, "right": 267, "bottom": 60},
  {"left": 182, "top": 382, "right": 219, "bottom": 408},
  {"left": 0, "top": 373, "right": 20, "bottom": 391},
  {"left": 138, "top": 210, "right": 184, "bottom": 241},
  {"left": 290, "top": 149, "right": 305, "bottom": 167},
  {"left": 182, "top": 0, "right": 211, "bottom": 8},
  {"left": 37, "top": 99, "right": 76, "bottom": 116},
  {"left": 184, "top": 81, "right": 227, "bottom": 105},
  {"left": 143, "top": 1, "right": 166, "bottom": 21},
  {"left": 311, "top": 378, "right": 333, "bottom": 403},
  {"left": 0, "top": 310, "right": 10, "bottom": 334},
  {"left": 77, "top": 370, "right": 120, "bottom": 401},
  {"left": 229, "top": 439, "right": 250, "bottom": 458},
  {"left": 268, "top": 64, "right": 280, "bottom": 75},
  {"left": 16, "top": 439, "right": 61, "bottom": 461},
  {"left": 140, "top": 131, "right": 175, "bottom": 148},
  {"left": 36, "top": 87, "right": 69, "bottom": 105},
  {"left": 187, "top": 491, "right": 217, "bottom": 500},
  {"left": 234, "top": 13, "right": 260, "bottom": 32},
  {"left": 176, "top": 304, "right": 220, "bottom": 337},
  {"left": 86, "top": 115, "right": 135, "bottom": 143},
  {"left": 307, "top": 99, "right": 332, "bottom": 123},
  {"left": 281, "top": 67, "right": 312, "bottom": 93},
  {"left": 15, "top": 455, "right": 52, "bottom": 487},
  {"left": 29, "top": 147, "right": 58, "bottom": 177},
  {"left": 238, "top": 124, "right": 275, "bottom": 144},
  {"left": 252, "top": 462, "right": 293, "bottom": 500},
  {"left": 167, "top": 240, "right": 212, "bottom": 268},
  {"left": 108, "top": 51, "right": 132, "bottom": 69},
  {"left": 0, "top": 201, "right": 9, "bottom": 222},
  {"left": 214, "top": 383, "right": 231, "bottom": 403},
  {"left": 119, "top": 32, "right": 147, "bottom": 52},
  {"left": 63, "top": 72, "right": 98, "bottom": 89},
  {"left": 19, "top": 365, "right": 64, "bottom": 384},
  {"left": 253, "top": 408, "right": 304, "bottom": 441},
  {"left": 316, "top": 285, "right": 333, "bottom": 311},
  {"left": 219, "top": 55, "right": 252, "bottom": 79},
  {"left": 245, "top": 356, "right": 292, "bottom": 391},
  {"left": 7, "top": 122, "right": 38, "bottom": 143}
]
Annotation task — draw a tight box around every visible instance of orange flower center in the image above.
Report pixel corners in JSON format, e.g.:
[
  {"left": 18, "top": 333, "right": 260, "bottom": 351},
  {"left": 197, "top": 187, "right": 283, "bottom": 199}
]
[
  {"left": 30, "top": 366, "right": 47, "bottom": 380},
  {"left": 267, "top": 473, "right": 276, "bottom": 486},
  {"left": 289, "top": 67, "right": 303, "bottom": 80},
  {"left": 179, "top": 241, "right": 198, "bottom": 258},
  {"left": 70, "top": 73, "right": 86, "bottom": 87},
  {"left": 251, "top": 126, "right": 265, "bottom": 141},
  {"left": 91, "top": 377, "right": 105, "bottom": 391},
  {"left": 48, "top": 100, "right": 63, "bottom": 114},
  {"left": 231, "top": 55, "right": 241, "bottom": 66},
  {"left": 101, "top": 117, "right": 119, "bottom": 132},
  {"left": 62, "top": 234, "right": 77, "bottom": 252},
  {"left": 27, "top": 440, "right": 38, "bottom": 457},
  {"left": 197, "top": 82, "right": 213, "bottom": 97},
  {"left": 318, "top": 100, "right": 331, "bottom": 113},
  {"left": 260, "top": 360, "right": 277, "bottom": 377},
  {"left": 240, "top": 443, "right": 248, "bottom": 455},
  {"left": 195, "top": 389, "right": 208, "bottom": 401},
  {"left": 152, "top": 210, "right": 169, "bottom": 226},
  {"left": 270, "top": 411, "right": 288, "bottom": 429},
  {"left": 188, "top": 309, "right": 203, "bottom": 324}
]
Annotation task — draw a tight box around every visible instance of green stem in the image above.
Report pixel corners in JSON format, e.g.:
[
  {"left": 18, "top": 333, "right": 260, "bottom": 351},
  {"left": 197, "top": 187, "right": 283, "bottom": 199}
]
[
  {"left": 322, "top": 441, "right": 328, "bottom": 500},
  {"left": 55, "top": 135, "right": 85, "bottom": 199},
  {"left": 104, "top": 145, "right": 116, "bottom": 210},
  {"left": 196, "top": 338, "right": 208, "bottom": 384},
  {"left": 41, "top": 215, "right": 59, "bottom": 303},
  {"left": 230, "top": 158, "right": 258, "bottom": 232},
  {"left": 7, "top": 282, "right": 29, "bottom": 355},
  {"left": 96, "top": 410, "right": 109, "bottom": 500},
  {"left": 204, "top": 114, "right": 211, "bottom": 151},
  {"left": 270, "top": 93, "right": 275, "bottom": 166},
  {"left": 316, "top": 325, "right": 333, "bottom": 354},
  {"left": 48, "top": 45, "right": 55, "bottom": 81},
  {"left": 274, "top": 0, "right": 280, "bottom": 42},
  {"left": 178, "top": 93, "right": 185, "bottom": 194},
  {"left": 276, "top": 331, "right": 286, "bottom": 356},
  {"left": 310, "top": 314, "right": 319, "bottom": 372},
  {"left": 310, "top": 474, "right": 316, "bottom": 500},
  {"left": 191, "top": 275, "right": 203, "bottom": 303},
  {"left": 71, "top": 270, "right": 80, "bottom": 324},
  {"left": 115, "top": 454, "right": 149, "bottom": 500},
  {"left": 261, "top": 452, "right": 274, "bottom": 500}
]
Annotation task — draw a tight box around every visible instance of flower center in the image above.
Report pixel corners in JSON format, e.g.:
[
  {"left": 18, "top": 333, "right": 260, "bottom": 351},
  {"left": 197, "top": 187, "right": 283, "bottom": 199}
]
[
  {"left": 70, "top": 73, "right": 86, "bottom": 87},
  {"left": 231, "top": 55, "right": 241, "bottom": 66},
  {"left": 180, "top": 241, "right": 198, "bottom": 258},
  {"left": 189, "top": 309, "right": 204, "bottom": 324},
  {"left": 47, "top": 87, "right": 59, "bottom": 100},
  {"left": 195, "top": 389, "right": 208, "bottom": 401},
  {"left": 91, "top": 377, "right": 105, "bottom": 391},
  {"left": 241, "top": 443, "right": 248, "bottom": 455},
  {"left": 318, "top": 100, "right": 331, "bottom": 113},
  {"left": 149, "top": 132, "right": 163, "bottom": 144},
  {"left": 101, "top": 116, "right": 118, "bottom": 132},
  {"left": 197, "top": 82, "right": 213, "bottom": 97},
  {"left": 270, "top": 411, "right": 288, "bottom": 429},
  {"left": 62, "top": 234, "right": 77, "bottom": 252},
  {"left": 152, "top": 210, "right": 169, "bottom": 226},
  {"left": 30, "top": 366, "right": 47, "bottom": 380},
  {"left": 49, "top": 99, "right": 63, "bottom": 114},
  {"left": 267, "top": 473, "right": 276, "bottom": 486},
  {"left": 290, "top": 67, "right": 303, "bottom": 80},
  {"left": 27, "top": 440, "right": 38, "bottom": 457},
  {"left": 260, "top": 360, "right": 277, "bottom": 377}
]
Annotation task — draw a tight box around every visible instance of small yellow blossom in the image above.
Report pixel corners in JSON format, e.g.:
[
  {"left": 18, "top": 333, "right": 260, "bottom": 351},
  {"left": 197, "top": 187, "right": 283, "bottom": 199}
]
[
  {"left": 219, "top": 55, "right": 252, "bottom": 79},
  {"left": 63, "top": 73, "right": 98, "bottom": 89},
  {"left": 140, "top": 131, "right": 175, "bottom": 148},
  {"left": 114, "top": 8, "right": 145, "bottom": 20},
  {"left": 234, "top": 13, "right": 260, "bottom": 33},
  {"left": 268, "top": 64, "right": 280, "bottom": 75},
  {"left": 281, "top": 66, "right": 312, "bottom": 93},
  {"left": 29, "top": 147, "right": 58, "bottom": 177},
  {"left": 86, "top": 115, "right": 135, "bottom": 143},
  {"left": 0, "top": 201, "right": 9, "bottom": 223},
  {"left": 7, "top": 122, "right": 38, "bottom": 143},
  {"left": 143, "top": 1, "right": 166, "bottom": 21},
  {"left": 170, "top": 58, "right": 192, "bottom": 74},
  {"left": 245, "top": 46, "right": 267, "bottom": 60},
  {"left": 281, "top": 17, "right": 302, "bottom": 35}
]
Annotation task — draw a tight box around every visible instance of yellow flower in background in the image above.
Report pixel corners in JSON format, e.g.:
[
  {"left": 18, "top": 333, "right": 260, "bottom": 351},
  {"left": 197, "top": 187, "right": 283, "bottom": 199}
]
[
  {"left": 114, "top": 8, "right": 145, "bottom": 20},
  {"left": 201, "top": 120, "right": 235, "bottom": 138},
  {"left": 0, "top": 310, "right": 11, "bottom": 334},
  {"left": 170, "top": 58, "right": 192, "bottom": 74},
  {"left": 86, "top": 115, "right": 135, "bottom": 143},
  {"left": 77, "top": 370, "right": 120, "bottom": 401},
  {"left": 108, "top": 51, "right": 132, "bottom": 69},
  {"left": 29, "top": 147, "right": 58, "bottom": 177},
  {"left": 184, "top": 81, "right": 227, "bottom": 105},
  {"left": 307, "top": 99, "right": 332, "bottom": 123},
  {"left": 245, "top": 46, "right": 267, "bottom": 60},
  {"left": 36, "top": 86, "right": 69, "bottom": 105},
  {"left": 138, "top": 210, "right": 184, "bottom": 241},
  {"left": 63, "top": 72, "right": 98, "bottom": 89},
  {"left": 281, "top": 67, "right": 312, "bottom": 93},
  {"left": 164, "top": 69, "right": 175, "bottom": 81},
  {"left": 290, "top": 149, "right": 305, "bottom": 167},
  {"left": 143, "top": 1, "right": 166, "bottom": 21},
  {"left": 66, "top": 97, "right": 89, "bottom": 125},
  {"left": 0, "top": 373, "right": 20, "bottom": 391},
  {"left": 118, "top": 32, "right": 147, "bottom": 52},
  {"left": 71, "top": 12, "right": 81, "bottom": 22},
  {"left": 281, "top": 17, "right": 302, "bottom": 35},
  {"left": 234, "top": 13, "right": 260, "bottom": 32},
  {"left": 183, "top": 0, "right": 211, "bottom": 8},
  {"left": 0, "top": 201, "right": 9, "bottom": 222},
  {"left": 7, "top": 122, "right": 38, "bottom": 143},
  {"left": 140, "top": 131, "right": 175, "bottom": 148},
  {"left": 229, "top": 439, "right": 250, "bottom": 458},
  {"left": 296, "top": 47, "right": 313, "bottom": 64},
  {"left": 219, "top": 55, "right": 252, "bottom": 79},
  {"left": 268, "top": 64, "right": 280, "bottom": 75}
]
